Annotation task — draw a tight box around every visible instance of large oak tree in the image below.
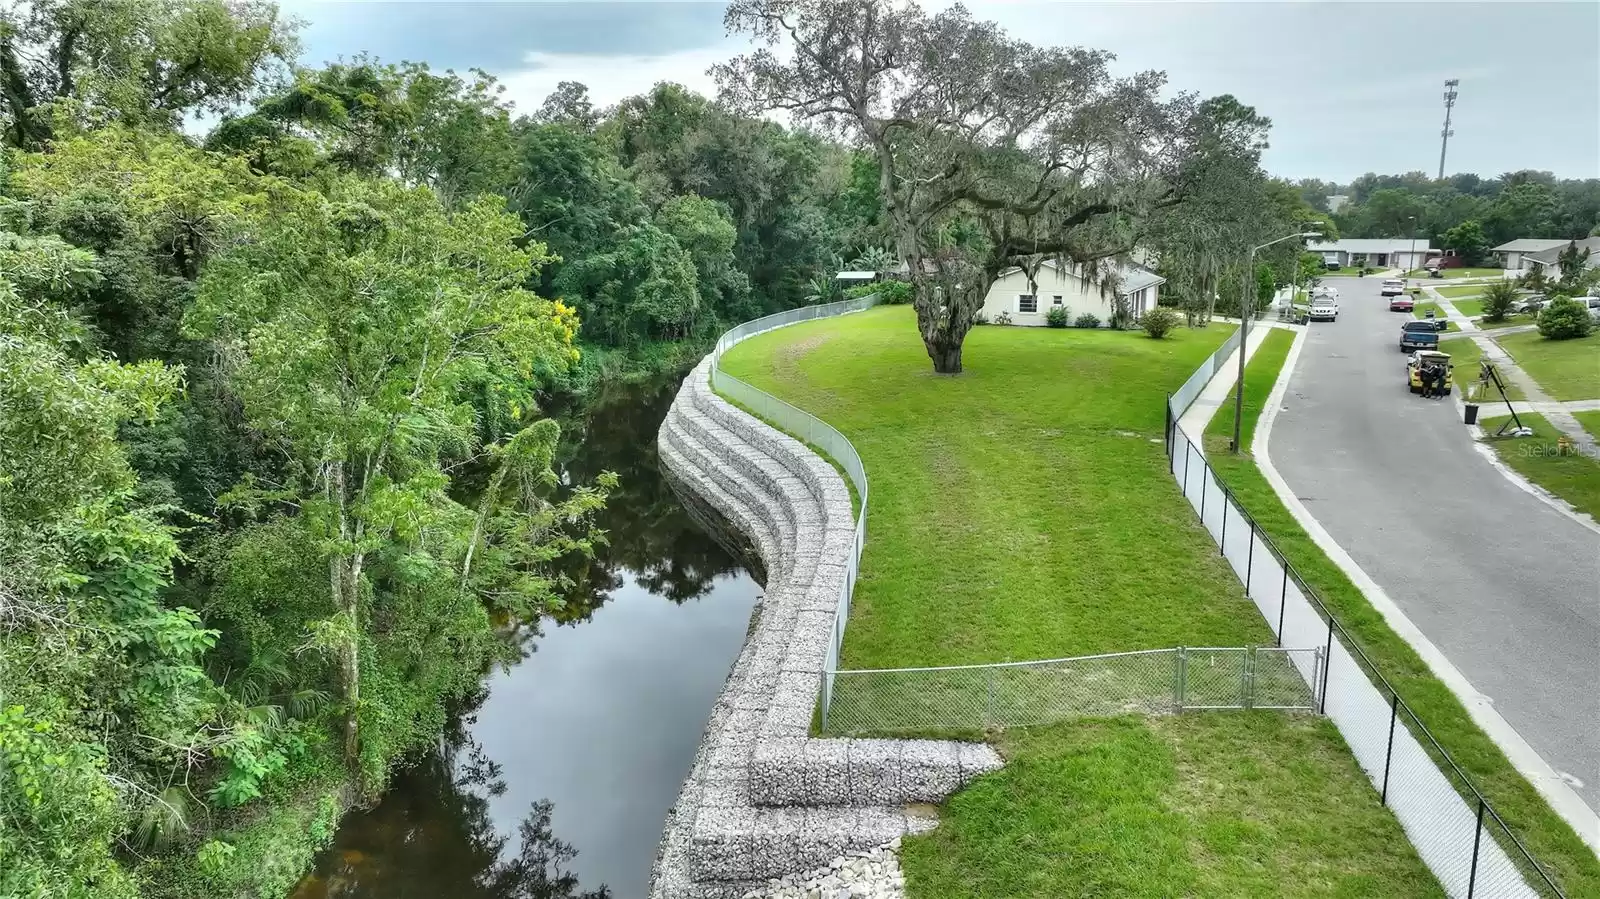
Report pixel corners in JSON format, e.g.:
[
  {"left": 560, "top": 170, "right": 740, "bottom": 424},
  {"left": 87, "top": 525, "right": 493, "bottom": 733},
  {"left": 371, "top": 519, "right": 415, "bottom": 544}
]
[{"left": 716, "top": 0, "right": 1267, "bottom": 372}]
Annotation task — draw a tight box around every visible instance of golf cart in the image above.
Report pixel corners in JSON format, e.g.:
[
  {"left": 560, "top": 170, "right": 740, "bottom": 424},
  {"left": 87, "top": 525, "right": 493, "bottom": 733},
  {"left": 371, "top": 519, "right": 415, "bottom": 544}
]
[{"left": 1407, "top": 350, "right": 1453, "bottom": 395}]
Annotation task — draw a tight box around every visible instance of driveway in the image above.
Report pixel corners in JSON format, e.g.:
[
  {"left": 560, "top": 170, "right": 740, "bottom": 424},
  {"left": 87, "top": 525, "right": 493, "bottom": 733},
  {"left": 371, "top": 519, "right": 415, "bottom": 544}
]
[{"left": 1270, "top": 276, "right": 1600, "bottom": 813}]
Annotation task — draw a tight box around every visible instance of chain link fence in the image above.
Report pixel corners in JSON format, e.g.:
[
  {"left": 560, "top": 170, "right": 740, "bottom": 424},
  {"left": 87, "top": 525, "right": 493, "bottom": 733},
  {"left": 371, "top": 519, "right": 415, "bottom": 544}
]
[
  {"left": 706, "top": 293, "right": 877, "bottom": 713},
  {"left": 1164, "top": 401, "right": 1566, "bottom": 899},
  {"left": 821, "top": 646, "right": 1319, "bottom": 736}
]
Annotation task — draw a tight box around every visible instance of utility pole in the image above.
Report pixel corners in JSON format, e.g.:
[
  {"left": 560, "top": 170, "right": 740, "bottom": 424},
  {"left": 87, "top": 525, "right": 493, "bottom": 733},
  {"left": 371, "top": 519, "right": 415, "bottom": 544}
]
[{"left": 1437, "top": 79, "right": 1459, "bottom": 180}]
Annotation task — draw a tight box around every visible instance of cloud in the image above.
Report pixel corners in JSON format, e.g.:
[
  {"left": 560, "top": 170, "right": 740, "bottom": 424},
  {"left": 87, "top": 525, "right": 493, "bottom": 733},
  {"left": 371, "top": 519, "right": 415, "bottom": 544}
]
[{"left": 497, "top": 43, "right": 743, "bottom": 114}]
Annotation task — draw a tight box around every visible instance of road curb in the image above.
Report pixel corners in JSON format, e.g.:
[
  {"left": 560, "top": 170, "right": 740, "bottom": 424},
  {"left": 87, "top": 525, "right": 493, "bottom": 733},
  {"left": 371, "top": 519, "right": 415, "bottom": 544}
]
[{"left": 1255, "top": 326, "right": 1600, "bottom": 855}]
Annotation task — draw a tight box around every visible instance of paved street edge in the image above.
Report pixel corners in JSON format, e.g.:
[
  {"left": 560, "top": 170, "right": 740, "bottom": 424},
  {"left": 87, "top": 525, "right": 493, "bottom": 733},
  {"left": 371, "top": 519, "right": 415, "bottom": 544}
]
[{"left": 1254, "top": 326, "right": 1600, "bottom": 855}]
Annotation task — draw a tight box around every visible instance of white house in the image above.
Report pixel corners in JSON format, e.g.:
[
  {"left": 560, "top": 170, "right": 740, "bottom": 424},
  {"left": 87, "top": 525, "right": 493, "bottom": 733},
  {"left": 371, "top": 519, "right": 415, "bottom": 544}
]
[
  {"left": 1514, "top": 237, "right": 1600, "bottom": 278},
  {"left": 1308, "top": 238, "right": 1437, "bottom": 271},
  {"left": 981, "top": 260, "right": 1164, "bottom": 326},
  {"left": 1490, "top": 239, "right": 1573, "bottom": 273}
]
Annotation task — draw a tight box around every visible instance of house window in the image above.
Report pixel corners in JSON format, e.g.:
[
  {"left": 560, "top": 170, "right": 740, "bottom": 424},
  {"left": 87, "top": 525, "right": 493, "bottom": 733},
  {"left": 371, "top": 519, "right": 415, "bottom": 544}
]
[
  {"left": 1018, "top": 294, "right": 1037, "bottom": 314},
  {"left": 1052, "top": 296, "right": 1064, "bottom": 306}
]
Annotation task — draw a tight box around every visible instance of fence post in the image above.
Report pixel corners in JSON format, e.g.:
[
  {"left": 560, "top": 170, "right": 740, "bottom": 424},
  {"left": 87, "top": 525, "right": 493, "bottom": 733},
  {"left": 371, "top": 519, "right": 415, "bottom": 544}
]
[
  {"left": 1181, "top": 442, "right": 1190, "bottom": 497},
  {"left": 1318, "top": 618, "right": 1334, "bottom": 714},
  {"left": 1245, "top": 521, "right": 1256, "bottom": 597},
  {"left": 985, "top": 665, "right": 996, "bottom": 729},
  {"left": 1467, "top": 798, "right": 1486, "bottom": 898},
  {"left": 1199, "top": 459, "right": 1208, "bottom": 522},
  {"left": 1242, "top": 646, "right": 1254, "bottom": 710},
  {"left": 1219, "top": 500, "right": 1228, "bottom": 556},
  {"left": 1277, "top": 566, "right": 1288, "bottom": 647},
  {"left": 1174, "top": 647, "right": 1188, "bottom": 713},
  {"left": 1166, "top": 395, "right": 1174, "bottom": 469},
  {"left": 821, "top": 672, "right": 832, "bottom": 733},
  {"left": 1380, "top": 692, "right": 1398, "bottom": 805}
]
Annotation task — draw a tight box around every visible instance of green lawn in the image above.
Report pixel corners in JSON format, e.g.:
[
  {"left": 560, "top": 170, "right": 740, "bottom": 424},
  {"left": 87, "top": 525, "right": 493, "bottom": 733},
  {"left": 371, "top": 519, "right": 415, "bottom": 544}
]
[
  {"left": 720, "top": 307, "right": 1445, "bottom": 896},
  {"left": 1200, "top": 332, "right": 1597, "bottom": 898},
  {"left": 1411, "top": 302, "right": 1461, "bottom": 331},
  {"left": 1494, "top": 330, "right": 1600, "bottom": 401},
  {"left": 1319, "top": 266, "right": 1376, "bottom": 277},
  {"left": 1435, "top": 285, "right": 1484, "bottom": 300},
  {"left": 1449, "top": 298, "right": 1484, "bottom": 317},
  {"left": 901, "top": 715, "right": 1442, "bottom": 899},
  {"left": 1478, "top": 413, "right": 1600, "bottom": 520},
  {"left": 1206, "top": 328, "right": 1296, "bottom": 447},
  {"left": 1478, "top": 314, "right": 1535, "bottom": 330},
  {"left": 1406, "top": 267, "right": 1507, "bottom": 280},
  {"left": 722, "top": 307, "right": 1268, "bottom": 666},
  {"left": 1574, "top": 410, "right": 1600, "bottom": 443}
]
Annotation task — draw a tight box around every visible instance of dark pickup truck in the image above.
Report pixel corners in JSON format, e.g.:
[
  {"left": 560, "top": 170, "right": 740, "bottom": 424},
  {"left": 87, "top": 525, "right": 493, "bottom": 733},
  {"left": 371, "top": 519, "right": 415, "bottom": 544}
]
[{"left": 1400, "top": 320, "right": 1440, "bottom": 352}]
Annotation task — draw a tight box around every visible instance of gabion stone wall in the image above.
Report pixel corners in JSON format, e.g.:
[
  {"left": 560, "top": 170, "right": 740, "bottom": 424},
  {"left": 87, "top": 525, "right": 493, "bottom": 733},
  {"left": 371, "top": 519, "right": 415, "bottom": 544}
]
[{"left": 650, "top": 357, "right": 1001, "bottom": 898}]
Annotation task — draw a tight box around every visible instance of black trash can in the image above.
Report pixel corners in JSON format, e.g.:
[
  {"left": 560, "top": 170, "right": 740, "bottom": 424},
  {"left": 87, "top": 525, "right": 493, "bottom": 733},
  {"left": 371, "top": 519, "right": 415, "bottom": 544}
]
[{"left": 1463, "top": 403, "right": 1480, "bottom": 425}]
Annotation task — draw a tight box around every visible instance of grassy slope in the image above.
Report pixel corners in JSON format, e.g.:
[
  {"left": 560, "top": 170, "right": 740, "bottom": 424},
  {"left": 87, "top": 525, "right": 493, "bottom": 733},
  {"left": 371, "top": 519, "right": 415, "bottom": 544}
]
[
  {"left": 902, "top": 715, "right": 1443, "bottom": 899},
  {"left": 723, "top": 308, "right": 1268, "bottom": 666},
  {"left": 1495, "top": 330, "right": 1600, "bottom": 401},
  {"left": 721, "top": 307, "right": 1438, "bottom": 897},
  {"left": 1574, "top": 410, "right": 1600, "bottom": 442},
  {"left": 1202, "top": 331, "right": 1600, "bottom": 897},
  {"left": 1478, "top": 412, "right": 1600, "bottom": 520}
]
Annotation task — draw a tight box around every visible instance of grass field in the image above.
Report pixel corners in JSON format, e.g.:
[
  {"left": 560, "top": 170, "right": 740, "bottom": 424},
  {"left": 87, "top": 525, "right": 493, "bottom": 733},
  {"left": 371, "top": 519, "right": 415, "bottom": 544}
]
[
  {"left": 722, "top": 308, "right": 1269, "bottom": 666},
  {"left": 1437, "top": 336, "right": 1525, "bottom": 400},
  {"left": 1200, "top": 330, "right": 1598, "bottom": 898},
  {"left": 719, "top": 306, "right": 1443, "bottom": 897},
  {"left": 1411, "top": 302, "right": 1461, "bottom": 331},
  {"left": 1206, "top": 328, "right": 1297, "bottom": 447},
  {"left": 1478, "top": 313, "right": 1536, "bottom": 330},
  {"left": 1575, "top": 410, "right": 1600, "bottom": 443},
  {"left": 1450, "top": 298, "right": 1484, "bottom": 317},
  {"left": 1436, "top": 285, "right": 1484, "bottom": 299},
  {"left": 1477, "top": 413, "right": 1600, "bottom": 520},
  {"left": 901, "top": 715, "right": 1443, "bottom": 899},
  {"left": 1495, "top": 330, "right": 1600, "bottom": 400}
]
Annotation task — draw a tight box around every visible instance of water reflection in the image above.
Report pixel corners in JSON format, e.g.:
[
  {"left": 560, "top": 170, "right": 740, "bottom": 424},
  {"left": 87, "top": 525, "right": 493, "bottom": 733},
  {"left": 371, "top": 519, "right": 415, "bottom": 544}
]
[{"left": 296, "top": 371, "right": 761, "bottom": 899}]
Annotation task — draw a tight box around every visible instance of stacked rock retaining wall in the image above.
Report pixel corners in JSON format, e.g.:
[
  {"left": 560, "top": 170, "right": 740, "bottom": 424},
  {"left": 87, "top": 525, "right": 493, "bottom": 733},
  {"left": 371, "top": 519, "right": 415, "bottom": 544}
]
[{"left": 649, "top": 353, "right": 1001, "bottom": 898}]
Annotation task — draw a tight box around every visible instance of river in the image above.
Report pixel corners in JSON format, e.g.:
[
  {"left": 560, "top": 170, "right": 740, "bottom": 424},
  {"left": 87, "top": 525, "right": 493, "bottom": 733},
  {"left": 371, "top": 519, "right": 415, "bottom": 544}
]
[{"left": 291, "top": 370, "right": 760, "bottom": 899}]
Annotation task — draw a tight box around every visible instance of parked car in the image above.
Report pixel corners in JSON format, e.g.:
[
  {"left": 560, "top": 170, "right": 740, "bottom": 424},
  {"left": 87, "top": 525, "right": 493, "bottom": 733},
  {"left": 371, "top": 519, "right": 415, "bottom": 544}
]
[
  {"left": 1400, "top": 320, "right": 1440, "bottom": 351},
  {"left": 1514, "top": 294, "right": 1548, "bottom": 314},
  {"left": 1308, "top": 297, "right": 1339, "bottom": 321},
  {"left": 1380, "top": 279, "right": 1406, "bottom": 297},
  {"left": 1576, "top": 296, "right": 1600, "bottom": 321},
  {"left": 1324, "top": 259, "right": 1341, "bottom": 271},
  {"left": 1312, "top": 285, "right": 1339, "bottom": 299},
  {"left": 1389, "top": 295, "right": 1415, "bottom": 312}
]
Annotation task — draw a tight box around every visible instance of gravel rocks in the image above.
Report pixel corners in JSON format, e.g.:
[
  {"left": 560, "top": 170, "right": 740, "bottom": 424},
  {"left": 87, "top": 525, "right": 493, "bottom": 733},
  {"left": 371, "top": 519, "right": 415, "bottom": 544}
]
[{"left": 742, "top": 839, "right": 907, "bottom": 899}]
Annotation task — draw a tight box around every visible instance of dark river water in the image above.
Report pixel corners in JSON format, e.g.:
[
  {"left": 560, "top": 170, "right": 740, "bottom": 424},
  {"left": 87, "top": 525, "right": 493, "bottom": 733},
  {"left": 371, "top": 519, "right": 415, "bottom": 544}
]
[{"left": 291, "top": 371, "right": 760, "bottom": 899}]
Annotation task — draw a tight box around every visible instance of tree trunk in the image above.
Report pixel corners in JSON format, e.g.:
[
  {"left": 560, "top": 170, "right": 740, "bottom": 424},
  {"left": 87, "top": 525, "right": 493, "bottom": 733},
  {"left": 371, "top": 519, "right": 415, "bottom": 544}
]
[
  {"left": 327, "top": 459, "right": 364, "bottom": 783},
  {"left": 925, "top": 334, "right": 964, "bottom": 374}
]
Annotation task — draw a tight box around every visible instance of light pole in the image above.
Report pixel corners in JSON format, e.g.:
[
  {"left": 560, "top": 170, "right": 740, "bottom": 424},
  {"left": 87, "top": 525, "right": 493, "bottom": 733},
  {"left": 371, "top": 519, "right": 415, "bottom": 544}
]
[
  {"left": 1408, "top": 215, "right": 1418, "bottom": 276},
  {"left": 1232, "top": 225, "right": 1324, "bottom": 453}
]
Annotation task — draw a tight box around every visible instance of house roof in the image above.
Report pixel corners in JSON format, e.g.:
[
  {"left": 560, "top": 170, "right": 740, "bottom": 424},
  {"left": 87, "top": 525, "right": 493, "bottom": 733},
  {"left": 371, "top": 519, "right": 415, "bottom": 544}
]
[
  {"left": 1522, "top": 237, "right": 1600, "bottom": 266},
  {"left": 1308, "top": 239, "right": 1437, "bottom": 254},
  {"left": 835, "top": 270, "right": 877, "bottom": 280},
  {"left": 1489, "top": 239, "right": 1569, "bottom": 254},
  {"left": 999, "top": 258, "right": 1166, "bottom": 295}
]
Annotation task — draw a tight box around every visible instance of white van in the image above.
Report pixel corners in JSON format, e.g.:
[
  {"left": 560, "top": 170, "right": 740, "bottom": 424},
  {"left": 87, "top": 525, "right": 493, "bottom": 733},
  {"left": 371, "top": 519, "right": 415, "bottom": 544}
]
[{"left": 1380, "top": 279, "right": 1405, "bottom": 297}]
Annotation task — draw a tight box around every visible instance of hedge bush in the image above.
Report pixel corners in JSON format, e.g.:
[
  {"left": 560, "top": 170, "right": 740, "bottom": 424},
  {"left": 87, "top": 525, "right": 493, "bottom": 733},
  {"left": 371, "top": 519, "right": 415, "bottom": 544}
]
[
  {"left": 1073, "top": 313, "right": 1101, "bottom": 328},
  {"left": 1045, "top": 305, "right": 1069, "bottom": 328},
  {"left": 1140, "top": 307, "right": 1180, "bottom": 339},
  {"left": 1538, "top": 297, "right": 1593, "bottom": 339}
]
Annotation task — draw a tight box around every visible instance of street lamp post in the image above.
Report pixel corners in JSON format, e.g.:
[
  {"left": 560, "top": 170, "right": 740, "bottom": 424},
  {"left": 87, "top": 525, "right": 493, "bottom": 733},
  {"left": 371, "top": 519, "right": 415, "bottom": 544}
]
[
  {"left": 1408, "top": 215, "right": 1418, "bottom": 276},
  {"left": 1231, "top": 225, "right": 1325, "bottom": 453}
]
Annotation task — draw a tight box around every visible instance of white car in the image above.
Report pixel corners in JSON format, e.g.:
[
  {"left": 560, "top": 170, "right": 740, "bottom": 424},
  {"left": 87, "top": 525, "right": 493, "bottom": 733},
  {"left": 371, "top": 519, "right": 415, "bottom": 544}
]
[
  {"left": 1312, "top": 285, "right": 1339, "bottom": 299},
  {"left": 1379, "top": 279, "right": 1405, "bottom": 297},
  {"left": 1308, "top": 297, "right": 1339, "bottom": 321}
]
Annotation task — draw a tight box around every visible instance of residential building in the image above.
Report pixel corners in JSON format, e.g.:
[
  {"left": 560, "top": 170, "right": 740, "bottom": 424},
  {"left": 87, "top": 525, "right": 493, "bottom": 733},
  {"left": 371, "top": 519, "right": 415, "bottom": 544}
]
[
  {"left": 1515, "top": 237, "right": 1600, "bottom": 278},
  {"left": 1491, "top": 236, "right": 1593, "bottom": 271},
  {"left": 1308, "top": 238, "right": 1437, "bottom": 271},
  {"left": 980, "top": 259, "right": 1163, "bottom": 327}
]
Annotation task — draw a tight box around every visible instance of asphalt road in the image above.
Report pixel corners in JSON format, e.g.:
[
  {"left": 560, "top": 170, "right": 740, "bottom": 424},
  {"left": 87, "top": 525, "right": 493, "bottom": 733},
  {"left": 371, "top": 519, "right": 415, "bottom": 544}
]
[{"left": 1270, "top": 276, "right": 1600, "bottom": 813}]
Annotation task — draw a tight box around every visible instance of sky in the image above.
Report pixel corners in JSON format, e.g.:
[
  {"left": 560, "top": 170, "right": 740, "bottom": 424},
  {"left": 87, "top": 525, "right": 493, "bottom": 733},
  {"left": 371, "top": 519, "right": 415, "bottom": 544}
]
[{"left": 281, "top": 1, "right": 1600, "bottom": 184}]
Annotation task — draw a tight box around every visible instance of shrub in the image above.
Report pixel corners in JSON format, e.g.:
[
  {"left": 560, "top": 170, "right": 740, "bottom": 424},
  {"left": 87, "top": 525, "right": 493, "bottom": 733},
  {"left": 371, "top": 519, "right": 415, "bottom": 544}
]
[
  {"left": 973, "top": 311, "right": 989, "bottom": 326},
  {"left": 1140, "top": 307, "right": 1180, "bottom": 339},
  {"left": 1073, "top": 313, "right": 1100, "bottom": 329},
  {"left": 843, "top": 283, "right": 877, "bottom": 299},
  {"left": 1537, "top": 296, "right": 1593, "bottom": 339},
  {"left": 1044, "top": 304, "right": 1069, "bottom": 328},
  {"left": 993, "top": 310, "right": 1013, "bottom": 325},
  {"left": 877, "top": 279, "right": 914, "bottom": 304},
  {"left": 1480, "top": 281, "right": 1519, "bottom": 322}
]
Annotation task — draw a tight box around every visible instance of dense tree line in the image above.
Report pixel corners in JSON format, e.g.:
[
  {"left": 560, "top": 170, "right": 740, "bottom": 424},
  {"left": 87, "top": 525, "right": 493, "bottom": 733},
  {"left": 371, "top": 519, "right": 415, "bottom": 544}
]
[{"left": 1291, "top": 171, "right": 1600, "bottom": 265}]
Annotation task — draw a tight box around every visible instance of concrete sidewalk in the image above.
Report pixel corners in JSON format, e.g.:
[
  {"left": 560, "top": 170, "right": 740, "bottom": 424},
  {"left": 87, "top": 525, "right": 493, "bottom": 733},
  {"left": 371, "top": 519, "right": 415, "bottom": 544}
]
[{"left": 1178, "top": 321, "right": 1300, "bottom": 441}]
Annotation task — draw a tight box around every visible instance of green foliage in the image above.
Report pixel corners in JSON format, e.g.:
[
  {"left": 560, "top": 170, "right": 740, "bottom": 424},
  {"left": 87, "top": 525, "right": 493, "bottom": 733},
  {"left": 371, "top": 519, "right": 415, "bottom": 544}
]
[
  {"left": 1074, "top": 312, "right": 1101, "bottom": 328},
  {"left": 1045, "top": 304, "right": 1070, "bottom": 328},
  {"left": 1537, "top": 297, "right": 1594, "bottom": 340},
  {"left": 876, "top": 279, "right": 913, "bottom": 304},
  {"left": 1140, "top": 307, "right": 1181, "bottom": 338},
  {"left": 1441, "top": 219, "right": 1489, "bottom": 266},
  {"left": 1480, "top": 280, "right": 1519, "bottom": 323}
]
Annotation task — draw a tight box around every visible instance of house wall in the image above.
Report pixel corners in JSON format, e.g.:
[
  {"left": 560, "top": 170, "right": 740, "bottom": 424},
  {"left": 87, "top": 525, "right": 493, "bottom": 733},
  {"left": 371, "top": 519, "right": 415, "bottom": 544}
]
[{"left": 982, "top": 266, "right": 1122, "bottom": 326}]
